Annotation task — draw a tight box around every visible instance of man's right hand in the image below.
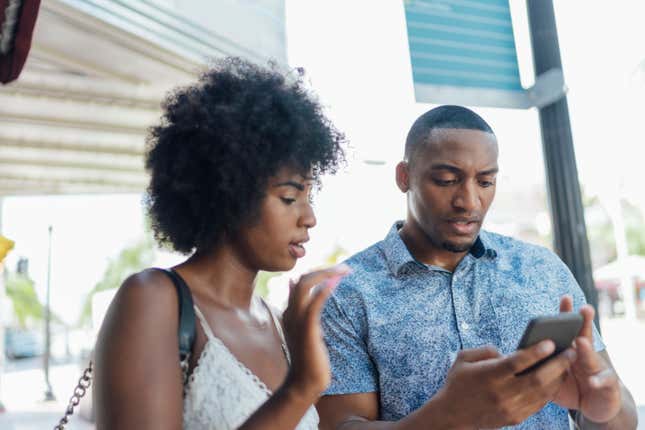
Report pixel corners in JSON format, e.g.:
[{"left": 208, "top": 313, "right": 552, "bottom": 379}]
[
  {"left": 433, "top": 342, "right": 577, "bottom": 429},
  {"left": 318, "top": 341, "right": 576, "bottom": 430}
]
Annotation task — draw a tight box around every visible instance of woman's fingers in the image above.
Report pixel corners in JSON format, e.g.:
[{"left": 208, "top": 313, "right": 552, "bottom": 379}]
[
  {"left": 305, "top": 279, "right": 338, "bottom": 327},
  {"left": 288, "top": 264, "right": 351, "bottom": 313}
]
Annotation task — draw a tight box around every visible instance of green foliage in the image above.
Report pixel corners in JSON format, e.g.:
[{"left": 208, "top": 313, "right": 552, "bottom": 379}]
[
  {"left": 5, "top": 273, "right": 43, "bottom": 328},
  {"left": 77, "top": 237, "right": 155, "bottom": 327},
  {"left": 255, "top": 271, "right": 280, "bottom": 299},
  {"left": 324, "top": 244, "right": 348, "bottom": 266},
  {"left": 623, "top": 202, "right": 645, "bottom": 255}
]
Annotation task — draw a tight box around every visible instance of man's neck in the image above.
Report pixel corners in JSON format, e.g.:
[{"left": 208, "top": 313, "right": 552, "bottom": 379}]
[{"left": 398, "top": 222, "right": 469, "bottom": 272}]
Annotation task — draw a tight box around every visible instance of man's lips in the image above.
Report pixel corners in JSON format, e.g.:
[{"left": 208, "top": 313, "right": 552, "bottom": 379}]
[{"left": 445, "top": 219, "right": 480, "bottom": 235}]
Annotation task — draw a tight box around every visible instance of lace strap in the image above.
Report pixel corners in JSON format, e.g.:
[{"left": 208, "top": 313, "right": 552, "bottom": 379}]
[
  {"left": 260, "top": 299, "right": 291, "bottom": 365},
  {"left": 193, "top": 304, "right": 217, "bottom": 341}
]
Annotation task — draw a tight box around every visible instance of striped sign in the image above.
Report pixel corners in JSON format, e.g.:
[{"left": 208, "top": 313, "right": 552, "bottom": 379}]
[{"left": 404, "top": 0, "right": 527, "bottom": 108}]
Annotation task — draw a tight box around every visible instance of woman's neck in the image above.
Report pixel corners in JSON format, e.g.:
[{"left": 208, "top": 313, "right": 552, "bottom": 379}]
[{"left": 174, "top": 244, "right": 258, "bottom": 310}]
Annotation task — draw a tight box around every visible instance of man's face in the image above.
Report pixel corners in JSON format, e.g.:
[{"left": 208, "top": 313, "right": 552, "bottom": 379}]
[{"left": 402, "top": 128, "right": 498, "bottom": 253}]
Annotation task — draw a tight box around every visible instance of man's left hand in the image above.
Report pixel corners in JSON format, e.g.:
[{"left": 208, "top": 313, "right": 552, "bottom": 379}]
[{"left": 553, "top": 296, "right": 622, "bottom": 423}]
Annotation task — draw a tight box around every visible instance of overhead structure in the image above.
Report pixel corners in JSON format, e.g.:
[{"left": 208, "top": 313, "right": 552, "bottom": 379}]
[
  {"left": 403, "top": 0, "right": 565, "bottom": 109},
  {"left": 0, "top": 0, "right": 287, "bottom": 195}
]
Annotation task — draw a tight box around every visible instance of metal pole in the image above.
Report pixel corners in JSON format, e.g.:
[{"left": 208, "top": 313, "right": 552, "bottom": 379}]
[
  {"left": 526, "top": 0, "right": 600, "bottom": 324},
  {"left": 44, "top": 225, "right": 55, "bottom": 401},
  {"left": 0, "top": 197, "right": 5, "bottom": 412}
]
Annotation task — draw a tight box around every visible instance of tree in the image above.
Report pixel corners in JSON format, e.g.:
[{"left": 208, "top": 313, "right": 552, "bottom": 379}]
[
  {"left": 5, "top": 272, "right": 43, "bottom": 328},
  {"left": 78, "top": 237, "right": 155, "bottom": 327}
]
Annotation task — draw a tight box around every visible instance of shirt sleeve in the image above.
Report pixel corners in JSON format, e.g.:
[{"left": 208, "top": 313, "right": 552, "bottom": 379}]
[
  {"left": 549, "top": 252, "right": 606, "bottom": 352},
  {"left": 321, "top": 291, "right": 378, "bottom": 395}
]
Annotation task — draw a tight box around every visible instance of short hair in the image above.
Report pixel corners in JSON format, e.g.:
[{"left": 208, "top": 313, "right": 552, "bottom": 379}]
[
  {"left": 404, "top": 105, "right": 494, "bottom": 161},
  {"left": 145, "top": 57, "right": 346, "bottom": 254}
]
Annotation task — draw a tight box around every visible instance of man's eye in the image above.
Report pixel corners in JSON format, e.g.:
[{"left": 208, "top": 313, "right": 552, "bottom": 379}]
[
  {"left": 433, "top": 179, "right": 457, "bottom": 186},
  {"left": 479, "top": 180, "right": 495, "bottom": 188},
  {"left": 280, "top": 197, "right": 296, "bottom": 205}
]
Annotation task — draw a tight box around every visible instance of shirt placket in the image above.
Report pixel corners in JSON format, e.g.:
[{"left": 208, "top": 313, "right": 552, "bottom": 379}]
[{"left": 451, "top": 257, "right": 475, "bottom": 349}]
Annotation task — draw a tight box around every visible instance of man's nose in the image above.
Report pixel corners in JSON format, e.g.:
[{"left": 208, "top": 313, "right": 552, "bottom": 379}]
[{"left": 452, "top": 181, "right": 480, "bottom": 212}]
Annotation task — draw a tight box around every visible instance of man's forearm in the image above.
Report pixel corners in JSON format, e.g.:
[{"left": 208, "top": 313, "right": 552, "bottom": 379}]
[{"left": 335, "top": 395, "right": 467, "bottom": 430}]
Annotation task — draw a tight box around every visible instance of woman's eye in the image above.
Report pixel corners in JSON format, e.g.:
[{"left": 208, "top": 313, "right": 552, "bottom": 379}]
[{"left": 280, "top": 197, "right": 296, "bottom": 205}]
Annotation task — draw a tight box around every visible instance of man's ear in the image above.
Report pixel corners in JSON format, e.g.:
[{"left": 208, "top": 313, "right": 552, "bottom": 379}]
[{"left": 395, "top": 161, "right": 410, "bottom": 193}]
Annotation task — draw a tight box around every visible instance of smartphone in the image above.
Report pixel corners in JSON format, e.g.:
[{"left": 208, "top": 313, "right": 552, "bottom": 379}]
[{"left": 515, "top": 313, "right": 583, "bottom": 375}]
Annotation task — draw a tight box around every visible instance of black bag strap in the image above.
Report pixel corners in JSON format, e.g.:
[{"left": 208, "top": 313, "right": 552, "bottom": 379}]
[
  {"left": 154, "top": 268, "right": 196, "bottom": 368},
  {"left": 54, "top": 268, "right": 197, "bottom": 429}
]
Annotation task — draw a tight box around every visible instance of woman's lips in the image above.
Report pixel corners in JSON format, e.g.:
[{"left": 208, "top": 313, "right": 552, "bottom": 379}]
[{"left": 288, "top": 243, "right": 306, "bottom": 258}]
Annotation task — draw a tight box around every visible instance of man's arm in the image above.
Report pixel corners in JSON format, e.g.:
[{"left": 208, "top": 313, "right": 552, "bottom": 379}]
[
  {"left": 556, "top": 297, "right": 638, "bottom": 429},
  {"left": 317, "top": 391, "right": 463, "bottom": 430},
  {"left": 318, "top": 342, "right": 577, "bottom": 430},
  {"left": 572, "top": 350, "right": 638, "bottom": 429}
]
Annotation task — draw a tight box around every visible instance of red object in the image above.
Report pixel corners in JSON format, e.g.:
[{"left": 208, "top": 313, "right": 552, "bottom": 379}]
[{"left": 0, "top": 0, "right": 41, "bottom": 84}]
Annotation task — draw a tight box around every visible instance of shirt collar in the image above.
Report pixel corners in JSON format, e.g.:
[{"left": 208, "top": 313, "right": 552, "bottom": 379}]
[{"left": 381, "top": 221, "right": 497, "bottom": 276}]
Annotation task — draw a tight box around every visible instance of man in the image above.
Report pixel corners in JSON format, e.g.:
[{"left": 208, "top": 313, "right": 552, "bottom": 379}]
[{"left": 317, "top": 106, "right": 637, "bottom": 429}]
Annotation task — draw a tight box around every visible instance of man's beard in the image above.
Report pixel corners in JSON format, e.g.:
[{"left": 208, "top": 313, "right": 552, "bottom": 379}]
[{"left": 441, "top": 239, "right": 475, "bottom": 253}]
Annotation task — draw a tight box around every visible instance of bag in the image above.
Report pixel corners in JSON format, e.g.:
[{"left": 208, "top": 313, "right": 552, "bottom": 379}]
[{"left": 53, "top": 268, "right": 196, "bottom": 429}]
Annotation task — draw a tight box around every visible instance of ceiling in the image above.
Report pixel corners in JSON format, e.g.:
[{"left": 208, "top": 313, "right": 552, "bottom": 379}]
[{"left": 0, "top": 0, "right": 286, "bottom": 195}]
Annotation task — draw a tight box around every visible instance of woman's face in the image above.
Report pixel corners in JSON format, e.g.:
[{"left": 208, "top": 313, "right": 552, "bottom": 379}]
[{"left": 234, "top": 166, "right": 316, "bottom": 272}]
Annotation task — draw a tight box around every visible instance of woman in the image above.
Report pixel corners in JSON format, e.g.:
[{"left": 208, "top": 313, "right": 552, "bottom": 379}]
[{"left": 94, "top": 58, "right": 347, "bottom": 429}]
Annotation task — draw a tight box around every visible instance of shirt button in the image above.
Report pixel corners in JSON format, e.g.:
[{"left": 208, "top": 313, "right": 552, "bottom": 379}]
[{"left": 461, "top": 322, "right": 470, "bottom": 330}]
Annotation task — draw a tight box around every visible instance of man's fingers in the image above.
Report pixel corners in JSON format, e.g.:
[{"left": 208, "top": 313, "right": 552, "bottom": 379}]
[
  {"left": 578, "top": 305, "right": 595, "bottom": 339},
  {"left": 559, "top": 295, "right": 573, "bottom": 313},
  {"left": 456, "top": 345, "right": 501, "bottom": 363},
  {"left": 588, "top": 367, "right": 618, "bottom": 390},
  {"left": 524, "top": 348, "right": 576, "bottom": 387},
  {"left": 573, "top": 337, "right": 605, "bottom": 375},
  {"left": 502, "top": 340, "right": 555, "bottom": 375}
]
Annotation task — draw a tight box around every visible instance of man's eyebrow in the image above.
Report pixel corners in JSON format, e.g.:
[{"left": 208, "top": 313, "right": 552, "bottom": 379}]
[
  {"left": 478, "top": 167, "right": 499, "bottom": 176},
  {"left": 274, "top": 181, "right": 305, "bottom": 191},
  {"left": 430, "top": 164, "right": 462, "bottom": 173}
]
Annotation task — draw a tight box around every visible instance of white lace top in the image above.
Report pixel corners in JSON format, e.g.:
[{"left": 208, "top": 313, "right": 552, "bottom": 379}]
[{"left": 183, "top": 303, "right": 320, "bottom": 430}]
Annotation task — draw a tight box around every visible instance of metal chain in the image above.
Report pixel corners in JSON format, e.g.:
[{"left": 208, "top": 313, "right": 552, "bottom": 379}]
[{"left": 54, "top": 361, "right": 93, "bottom": 430}]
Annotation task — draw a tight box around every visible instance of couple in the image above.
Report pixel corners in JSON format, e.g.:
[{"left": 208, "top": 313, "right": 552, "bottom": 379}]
[{"left": 94, "top": 59, "right": 638, "bottom": 429}]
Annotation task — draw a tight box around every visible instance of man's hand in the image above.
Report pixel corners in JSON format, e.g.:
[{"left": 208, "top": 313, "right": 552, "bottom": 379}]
[
  {"left": 432, "top": 341, "right": 576, "bottom": 429},
  {"left": 554, "top": 296, "right": 623, "bottom": 423}
]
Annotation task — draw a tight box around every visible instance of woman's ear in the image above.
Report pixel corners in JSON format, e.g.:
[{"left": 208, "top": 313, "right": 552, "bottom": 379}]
[{"left": 395, "top": 161, "right": 410, "bottom": 193}]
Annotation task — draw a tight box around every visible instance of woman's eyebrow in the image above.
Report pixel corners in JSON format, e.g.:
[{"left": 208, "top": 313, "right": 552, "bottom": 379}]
[{"left": 274, "top": 181, "right": 305, "bottom": 191}]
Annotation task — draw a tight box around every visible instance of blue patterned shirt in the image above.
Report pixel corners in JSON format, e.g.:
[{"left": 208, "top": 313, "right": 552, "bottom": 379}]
[{"left": 322, "top": 222, "right": 604, "bottom": 429}]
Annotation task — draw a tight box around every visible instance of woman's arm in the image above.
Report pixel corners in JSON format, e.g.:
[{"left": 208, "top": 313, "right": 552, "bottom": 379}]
[
  {"left": 239, "top": 265, "right": 351, "bottom": 430},
  {"left": 94, "top": 270, "right": 184, "bottom": 430}
]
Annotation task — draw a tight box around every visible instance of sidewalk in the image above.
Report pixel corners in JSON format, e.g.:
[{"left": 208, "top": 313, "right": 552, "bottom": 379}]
[{"left": 0, "top": 359, "right": 94, "bottom": 430}]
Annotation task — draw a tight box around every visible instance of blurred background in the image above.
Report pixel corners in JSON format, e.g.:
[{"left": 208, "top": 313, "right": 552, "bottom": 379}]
[{"left": 0, "top": 0, "right": 644, "bottom": 428}]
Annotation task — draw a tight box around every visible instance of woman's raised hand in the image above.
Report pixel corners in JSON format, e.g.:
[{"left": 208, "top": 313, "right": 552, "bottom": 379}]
[{"left": 281, "top": 264, "right": 351, "bottom": 402}]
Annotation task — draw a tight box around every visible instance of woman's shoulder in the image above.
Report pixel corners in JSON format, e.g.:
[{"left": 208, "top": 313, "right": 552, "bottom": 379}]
[
  {"left": 114, "top": 268, "right": 179, "bottom": 308},
  {"left": 97, "top": 268, "right": 182, "bottom": 347}
]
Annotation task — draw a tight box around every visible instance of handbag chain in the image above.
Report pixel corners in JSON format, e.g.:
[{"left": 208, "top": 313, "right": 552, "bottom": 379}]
[
  {"left": 54, "top": 361, "right": 93, "bottom": 430},
  {"left": 53, "top": 356, "right": 190, "bottom": 429}
]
